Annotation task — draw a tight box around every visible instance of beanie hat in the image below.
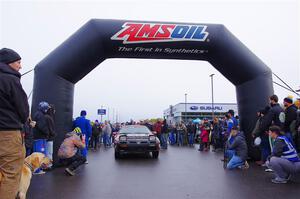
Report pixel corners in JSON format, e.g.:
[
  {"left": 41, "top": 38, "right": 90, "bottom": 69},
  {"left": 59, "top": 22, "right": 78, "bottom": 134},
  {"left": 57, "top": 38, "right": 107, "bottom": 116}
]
[
  {"left": 80, "top": 110, "right": 87, "bottom": 116},
  {"left": 284, "top": 96, "right": 293, "bottom": 104},
  {"left": 0, "top": 48, "right": 21, "bottom": 64},
  {"left": 38, "top": 101, "right": 50, "bottom": 113}
]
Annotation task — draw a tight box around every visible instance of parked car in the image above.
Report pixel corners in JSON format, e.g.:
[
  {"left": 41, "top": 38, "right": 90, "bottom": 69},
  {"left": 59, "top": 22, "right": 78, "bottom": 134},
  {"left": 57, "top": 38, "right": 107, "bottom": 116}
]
[{"left": 114, "top": 125, "right": 160, "bottom": 159}]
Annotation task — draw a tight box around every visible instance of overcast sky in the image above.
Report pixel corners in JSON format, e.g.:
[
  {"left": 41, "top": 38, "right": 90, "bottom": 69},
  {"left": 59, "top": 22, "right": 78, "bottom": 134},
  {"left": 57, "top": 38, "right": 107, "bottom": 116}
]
[{"left": 1, "top": 0, "right": 299, "bottom": 122}]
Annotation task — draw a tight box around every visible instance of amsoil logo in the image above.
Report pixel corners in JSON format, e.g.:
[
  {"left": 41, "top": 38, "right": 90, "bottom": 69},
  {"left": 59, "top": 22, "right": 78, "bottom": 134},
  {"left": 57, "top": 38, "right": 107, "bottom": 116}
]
[{"left": 111, "top": 22, "right": 209, "bottom": 44}]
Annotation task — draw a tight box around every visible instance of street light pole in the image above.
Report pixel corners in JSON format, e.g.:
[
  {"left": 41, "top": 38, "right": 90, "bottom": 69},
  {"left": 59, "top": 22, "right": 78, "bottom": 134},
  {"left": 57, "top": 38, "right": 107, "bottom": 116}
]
[
  {"left": 185, "top": 93, "right": 187, "bottom": 123},
  {"left": 112, "top": 108, "right": 115, "bottom": 123},
  {"left": 100, "top": 105, "right": 103, "bottom": 123},
  {"left": 107, "top": 107, "right": 110, "bottom": 122},
  {"left": 210, "top": 74, "right": 215, "bottom": 119}
]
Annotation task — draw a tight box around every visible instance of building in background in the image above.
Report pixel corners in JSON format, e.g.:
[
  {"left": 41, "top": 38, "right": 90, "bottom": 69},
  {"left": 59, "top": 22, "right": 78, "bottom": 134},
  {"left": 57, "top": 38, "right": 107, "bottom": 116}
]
[{"left": 164, "top": 103, "right": 238, "bottom": 124}]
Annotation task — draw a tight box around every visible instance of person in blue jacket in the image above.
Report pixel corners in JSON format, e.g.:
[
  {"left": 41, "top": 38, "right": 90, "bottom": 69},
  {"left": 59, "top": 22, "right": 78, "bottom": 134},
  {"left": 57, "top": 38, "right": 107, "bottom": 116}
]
[
  {"left": 266, "top": 125, "right": 300, "bottom": 184},
  {"left": 228, "top": 110, "right": 238, "bottom": 128},
  {"left": 225, "top": 114, "right": 234, "bottom": 144},
  {"left": 73, "top": 110, "right": 92, "bottom": 163}
]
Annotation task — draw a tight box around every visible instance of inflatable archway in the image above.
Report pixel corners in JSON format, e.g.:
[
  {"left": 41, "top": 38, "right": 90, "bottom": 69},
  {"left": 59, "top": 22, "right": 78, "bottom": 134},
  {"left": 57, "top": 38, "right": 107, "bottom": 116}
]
[{"left": 32, "top": 19, "right": 273, "bottom": 162}]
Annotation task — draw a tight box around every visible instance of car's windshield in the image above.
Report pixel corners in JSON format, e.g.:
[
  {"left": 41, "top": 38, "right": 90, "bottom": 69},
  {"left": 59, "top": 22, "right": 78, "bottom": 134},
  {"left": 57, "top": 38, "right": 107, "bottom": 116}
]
[{"left": 119, "top": 125, "right": 151, "bottom": 134}]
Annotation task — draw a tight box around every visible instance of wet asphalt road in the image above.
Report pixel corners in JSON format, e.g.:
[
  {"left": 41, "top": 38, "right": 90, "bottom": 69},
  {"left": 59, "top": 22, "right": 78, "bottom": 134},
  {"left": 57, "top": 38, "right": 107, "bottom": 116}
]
[{"left": 27, "top": 145, "right": 300, "bottom": 199}]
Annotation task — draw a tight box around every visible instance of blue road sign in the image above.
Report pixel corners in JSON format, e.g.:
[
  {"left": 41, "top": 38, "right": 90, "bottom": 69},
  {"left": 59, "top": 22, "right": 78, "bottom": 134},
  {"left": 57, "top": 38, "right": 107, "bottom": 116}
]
[{"left": 98, "top": 109, "right": 106, "bottom": 115}]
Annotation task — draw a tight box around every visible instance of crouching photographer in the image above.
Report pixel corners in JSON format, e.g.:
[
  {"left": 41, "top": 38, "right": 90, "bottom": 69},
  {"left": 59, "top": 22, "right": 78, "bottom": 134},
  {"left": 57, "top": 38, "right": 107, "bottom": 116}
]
[
  {"left": 225, "top": 126, "right": 249, "bottom": 170},
  {"left": 58, "top": 127, "right": 86, "bottom": 176},
  {"left": 266, "top": 125, "right": 300, "bottom": 184}
]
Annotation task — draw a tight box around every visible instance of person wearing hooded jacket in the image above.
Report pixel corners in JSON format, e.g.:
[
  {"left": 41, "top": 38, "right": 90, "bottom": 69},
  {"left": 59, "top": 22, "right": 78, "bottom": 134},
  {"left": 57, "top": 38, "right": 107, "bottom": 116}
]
[
  {"left": 32, "top": 101, "right": 51, "bottom": 174},
  {"left": 33, "top": 102, "right": 51, "bottom": 147},
  {"left": 0, "top": 48, "right": 29, "bottom": 199},
  {"left": 45, "top": 104, "right": 56, "bottom": 169}
]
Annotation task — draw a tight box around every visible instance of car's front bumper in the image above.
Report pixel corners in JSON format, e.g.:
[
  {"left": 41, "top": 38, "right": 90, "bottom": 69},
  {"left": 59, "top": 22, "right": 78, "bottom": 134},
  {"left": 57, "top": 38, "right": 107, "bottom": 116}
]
[{"left": 116, "top": 142, "right": 159, "bottom": 153}]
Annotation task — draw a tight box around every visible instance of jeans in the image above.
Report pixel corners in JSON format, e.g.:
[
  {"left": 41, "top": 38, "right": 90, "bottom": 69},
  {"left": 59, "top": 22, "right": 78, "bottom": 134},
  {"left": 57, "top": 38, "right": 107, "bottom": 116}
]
[
  {"left": 169, "top": 131, "right": 176, "bottom": 145},
  {"left": 103, "top": 133, "right": 111, "bottom": 147},
  {"left": 161, "top": 133, "right": 168, "bottom": 148},
  {"left": 46, "top": 141, "right": 53, "bottom": 160},
  {"left": 46, "top": 141, "right": 53, "bottom": 167},
  {"left": 26, "top": 147, "right": 32, "bottom": 157},
  {"left": 226, "top": 149, "right": 245, "bottom": 169},
  {"left": 157, "top": 134, "right": 162, "bottom": 145},
  {"left": 91, "top": 134, "right": 99, "bottom": 149},
  {"left": 158, "top": 134, "right": 167, "bottom": 148},
  {"left": 260, "top": 136, "right": 271, "bottom": 162},
  {"left": 188, "top": 133, "right": 195, "bottom": 145},
  {"left": 178, "top": 132, "right": 184, "bottom": 146}
]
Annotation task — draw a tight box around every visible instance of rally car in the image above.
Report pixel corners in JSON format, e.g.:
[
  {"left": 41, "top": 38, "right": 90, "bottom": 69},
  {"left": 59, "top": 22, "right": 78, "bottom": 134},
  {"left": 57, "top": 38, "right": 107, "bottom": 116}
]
[{"left": 114, "top": 125, "right": 160, "bottom": 159}]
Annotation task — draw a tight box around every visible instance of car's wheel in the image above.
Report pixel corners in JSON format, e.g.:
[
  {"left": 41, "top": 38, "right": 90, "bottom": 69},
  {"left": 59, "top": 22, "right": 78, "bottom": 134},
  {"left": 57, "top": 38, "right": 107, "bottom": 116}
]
[
  {"left": 115, "top": 151, "right": 121, "bottom": 159},
  {"left": 152, "top": 151, "right": 159, "bottom": 159}
]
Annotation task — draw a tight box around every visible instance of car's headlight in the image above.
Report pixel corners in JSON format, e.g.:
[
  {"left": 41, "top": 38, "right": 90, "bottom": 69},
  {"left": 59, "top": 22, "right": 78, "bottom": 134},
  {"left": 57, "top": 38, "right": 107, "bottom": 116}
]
[
  {"left": 119, "top": 135, "right": 127, "bottom": 142},
  {"left": 149, "top": 135, "right": 156, "bottom": 141}
]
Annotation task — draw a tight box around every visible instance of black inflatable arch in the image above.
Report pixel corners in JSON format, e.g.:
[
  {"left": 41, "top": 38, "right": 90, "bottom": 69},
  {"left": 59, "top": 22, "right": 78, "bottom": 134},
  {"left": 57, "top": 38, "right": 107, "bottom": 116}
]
[{"left": 32, "top": 19, "right": 273, "bottom": 162}]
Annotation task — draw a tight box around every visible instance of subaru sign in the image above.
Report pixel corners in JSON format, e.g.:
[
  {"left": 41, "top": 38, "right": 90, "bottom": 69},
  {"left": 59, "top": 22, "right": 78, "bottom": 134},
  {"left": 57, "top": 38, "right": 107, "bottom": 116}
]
[
  {"left": 199, "top": 106, "right": 223, "bottom": 111},
  {"left": 190, "top": 106, "right": 198, "bottom": 110}
]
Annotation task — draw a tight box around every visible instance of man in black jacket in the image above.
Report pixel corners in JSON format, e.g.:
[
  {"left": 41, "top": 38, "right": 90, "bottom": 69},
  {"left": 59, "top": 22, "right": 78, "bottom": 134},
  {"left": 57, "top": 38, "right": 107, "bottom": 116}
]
[
  {"left": 32, "top": 101, "right": 51, "bottom": 174},
  {"left": 45, "top": 104, "right": 56, "bottom": 169},
  {"left": 253, "top": 106, "right": 272, "bottom": 165},
  {"left": 0, "top": 48, "right": 29, "bottom": 199},
  {"left": 283, "top": 96, "right": 297, "bottom": 147},
  {"left": 260, "top": 95, "right": 284, "bottom": 131}
]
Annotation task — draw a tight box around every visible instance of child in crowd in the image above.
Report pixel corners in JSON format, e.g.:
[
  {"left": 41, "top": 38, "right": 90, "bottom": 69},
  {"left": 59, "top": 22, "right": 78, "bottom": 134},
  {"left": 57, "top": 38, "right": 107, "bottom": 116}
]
[{"left": 199, "top": 120, "right": 210, "bottom": 151}]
